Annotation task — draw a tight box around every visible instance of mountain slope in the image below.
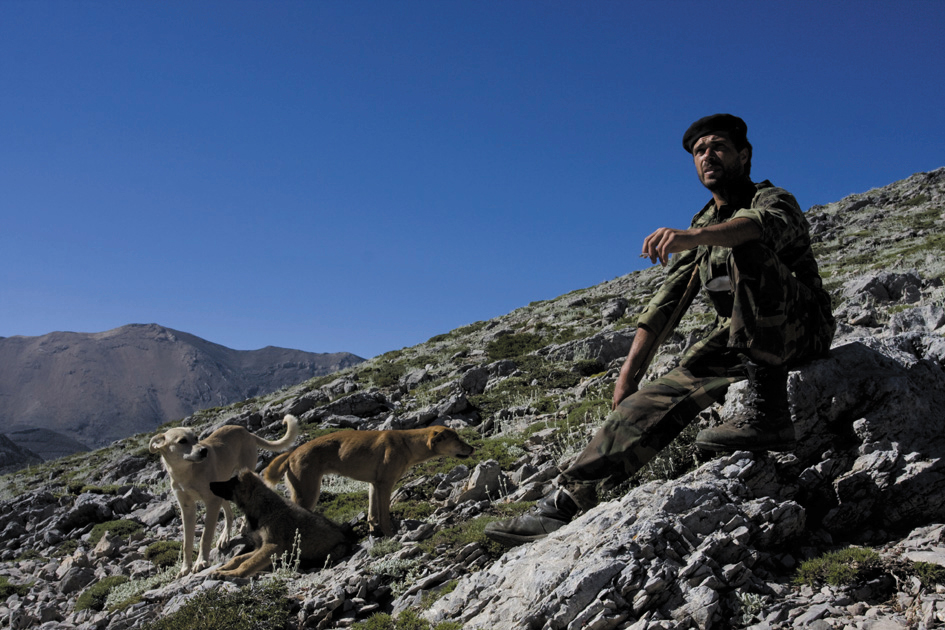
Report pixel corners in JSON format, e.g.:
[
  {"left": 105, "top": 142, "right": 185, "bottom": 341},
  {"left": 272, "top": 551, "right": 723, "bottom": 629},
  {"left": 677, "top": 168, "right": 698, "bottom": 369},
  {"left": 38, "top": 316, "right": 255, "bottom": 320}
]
[
  {"left": 0, "top": 323, "right": 363, "bottom": 456},
  {"left": 0, "top": 168, "right": 943, "bottom": 629}
]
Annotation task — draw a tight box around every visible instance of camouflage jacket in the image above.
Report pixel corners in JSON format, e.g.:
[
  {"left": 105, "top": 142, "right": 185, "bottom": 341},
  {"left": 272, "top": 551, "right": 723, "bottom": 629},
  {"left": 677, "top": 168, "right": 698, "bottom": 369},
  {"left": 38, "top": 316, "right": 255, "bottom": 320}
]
[{"left": 637, "top": 179, "right": 833, "bottom": 351}]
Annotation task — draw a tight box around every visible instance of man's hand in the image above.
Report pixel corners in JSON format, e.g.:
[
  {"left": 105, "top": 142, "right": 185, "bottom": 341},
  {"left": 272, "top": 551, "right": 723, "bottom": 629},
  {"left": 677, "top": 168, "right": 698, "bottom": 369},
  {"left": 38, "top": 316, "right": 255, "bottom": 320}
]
[
  {"left": 612, "top": 326, "right": 657, "bottom": 410},
  {"left": 612, "top": 377, "right": 638, "bottom": 410},
  {"left": 641, "top": 227, "right": 698, "bottom": 267},
  {"left": 641, "top": 218, "right": 762, "bottom": 266}
]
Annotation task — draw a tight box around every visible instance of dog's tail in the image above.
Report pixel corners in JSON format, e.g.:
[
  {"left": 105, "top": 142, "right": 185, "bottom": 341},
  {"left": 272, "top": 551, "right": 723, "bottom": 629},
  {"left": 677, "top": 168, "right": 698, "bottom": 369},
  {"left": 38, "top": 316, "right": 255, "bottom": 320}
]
[
  {"left": 263, "top": 450, "right": 293, "bottom": 487},
  {"left": 254, "top": 414, "right": 300, "bottom": 453}
]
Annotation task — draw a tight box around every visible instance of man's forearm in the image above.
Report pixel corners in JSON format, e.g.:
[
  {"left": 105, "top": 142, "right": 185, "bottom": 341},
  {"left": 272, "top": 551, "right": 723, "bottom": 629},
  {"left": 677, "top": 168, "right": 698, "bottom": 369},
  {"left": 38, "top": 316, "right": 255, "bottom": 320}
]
[
  {"left": 613, "top": 326, "right": 658, "bottom": 408},
  {"left": 689, "top": 217, "right": 761, "bottom": 248},
  {"left": 643, "top": 217, "right": 762, "bottom": 266},
  {"left": 622, "top": 326, "right": 657, "bottom": 383}
]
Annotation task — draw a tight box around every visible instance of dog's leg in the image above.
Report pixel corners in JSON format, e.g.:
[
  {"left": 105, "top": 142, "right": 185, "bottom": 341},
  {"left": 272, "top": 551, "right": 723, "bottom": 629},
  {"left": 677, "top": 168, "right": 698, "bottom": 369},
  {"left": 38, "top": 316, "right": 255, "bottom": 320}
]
[
  {"left": 375, "top": 482, "right": 395, "bottom": 537},
  {"left": 215, "top": 543, "right": 280, "bottom": 579},
  {"left": 217, "top": 501, "right": 235, "bottom": 549},
  {"left": 196, "top": 496, "right": 224, "bottom": 572},
  {"left": 296, "top": 473, "right": 324, "bottom": 512},
  {"left": 367, "top": 484, "right": 378, "bottom": 533},
  {"left": 285, "top": 467, "right": 303, "bottom": 505},
  {"left": 177, "top": 495, "right": 197, "bottom": 576},
  {"left": 216, "top": 551, "right": 255, "bottom": 573}
]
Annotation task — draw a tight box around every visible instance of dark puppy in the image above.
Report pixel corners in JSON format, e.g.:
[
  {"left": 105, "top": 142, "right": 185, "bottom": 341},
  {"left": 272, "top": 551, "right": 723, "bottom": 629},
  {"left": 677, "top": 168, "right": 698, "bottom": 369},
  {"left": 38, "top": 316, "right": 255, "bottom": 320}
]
[{"left": 209, "top": 470, "right": 351, "bottom": 578}]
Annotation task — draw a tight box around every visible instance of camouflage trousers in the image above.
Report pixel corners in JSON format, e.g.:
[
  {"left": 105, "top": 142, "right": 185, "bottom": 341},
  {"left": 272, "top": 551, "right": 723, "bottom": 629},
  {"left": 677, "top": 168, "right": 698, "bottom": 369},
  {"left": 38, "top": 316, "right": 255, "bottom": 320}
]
[{"left": 562, "top": 241, "right": 834, "bottom": 494}]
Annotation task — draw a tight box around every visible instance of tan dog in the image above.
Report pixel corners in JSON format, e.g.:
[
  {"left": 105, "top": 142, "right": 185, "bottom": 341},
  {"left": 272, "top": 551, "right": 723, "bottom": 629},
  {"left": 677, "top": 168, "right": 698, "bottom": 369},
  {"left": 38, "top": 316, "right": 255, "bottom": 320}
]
[
  {"left": 149, "top": 415, "right": 299, "bottom": 576},
  {"left": 264, "top": 426, "right": 474, "bottom": 536},
  {"left": 209, "top": 470, "right": 352, "bottom": 578}
]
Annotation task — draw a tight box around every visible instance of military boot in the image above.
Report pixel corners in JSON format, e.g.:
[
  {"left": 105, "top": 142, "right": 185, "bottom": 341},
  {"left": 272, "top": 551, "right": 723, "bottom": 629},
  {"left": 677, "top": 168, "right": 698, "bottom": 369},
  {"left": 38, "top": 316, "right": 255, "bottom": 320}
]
[
  {"left": 484, "top": 485, "right": 596, "bottom": 547},
  {"left": 695, "top": 358, "right": 795, "bottom": 452}
]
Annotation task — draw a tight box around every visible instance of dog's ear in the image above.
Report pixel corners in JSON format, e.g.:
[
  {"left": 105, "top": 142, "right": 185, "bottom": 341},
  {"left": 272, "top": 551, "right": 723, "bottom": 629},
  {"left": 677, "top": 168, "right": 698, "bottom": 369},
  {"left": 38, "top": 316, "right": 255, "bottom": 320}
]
[
  {"left": 149, "top": 435, "right": 166, "bottom": 453},
  {"left": 428, "top": 427, "right": 446, "bottom": 449}
]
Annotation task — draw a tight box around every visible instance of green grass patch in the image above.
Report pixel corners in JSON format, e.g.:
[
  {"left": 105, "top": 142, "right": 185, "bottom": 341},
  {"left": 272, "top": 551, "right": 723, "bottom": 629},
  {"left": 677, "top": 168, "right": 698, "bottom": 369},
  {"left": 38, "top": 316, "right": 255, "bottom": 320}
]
[
  {"left": 0, "top": 576, "right": 31, "bottom": 599},
  {"left": 486, "top": 333, "right": 546, "bottom": 360},
  {"left": 391, "top": 500, "right": 437, "bottom": 522},
  {"left": 468, "top": 376, "right": 538, "bottom": 420},
  {"left": 352, "top": 610, "right": 462, "bottom": 630},
  {"left": 145, "top": 541, "right": 183, "bottom": 568},
  {"left": 365, "top": 362, "right": 408, "bottom": 389},
  {"left": 368, "top": 538, "right": 403, "bottom": 558},
  {"left": 419, "top": 579, "right": 458, "bottom": 610},
  {"left": 14, "top": 549, "right": 44, "bottom": 562},
  {"left": 418, "top": 506, "right": 531, "bottom": 560},
  {"left": 68, "top": 483, "right": 123, "bottom": 496},
  {"left": 794, "top": 547, "right": 882, "bottom": 587},
  {"left": 895, "top": 232, "right": 945, "bottom": 261},
  {"left": 139, "top": 581, "right": 291, "bottom": 630},
  {"left": 75, "top": 576, "right": 130, "bottom": 612},
  {"left": 453, "top": 321, "right": 487, "bottom": 336},
  {"left": 913, "top": 561, "right": 945, "bottom": 590},
  {"left": 318, "top": 490, "right": 370, "bottom": 524},
  {"left": 627, "top": 421, "right": 702, "bottom": 488},
  {"left": 299, "top": 426, "right": 345, "bottom": 442},
  {"left": 54, "top": 539, "right": 80, "bottom": 558},
  {"left": 903, "top": 193, "right": 931, "bottom": 207},
  {"left": 89, "top": 519, "right": 144, "bottom": 545},
  {"left": 513, "top": 355, "right": 581, "bottom": 390}
]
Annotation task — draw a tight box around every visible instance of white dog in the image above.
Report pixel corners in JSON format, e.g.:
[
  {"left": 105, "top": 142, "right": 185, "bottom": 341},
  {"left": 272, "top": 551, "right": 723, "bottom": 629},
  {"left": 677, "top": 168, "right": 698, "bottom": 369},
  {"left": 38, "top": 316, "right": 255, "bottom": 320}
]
[{"left": 149, "top": 415, "right": 299, "bottom": 576}]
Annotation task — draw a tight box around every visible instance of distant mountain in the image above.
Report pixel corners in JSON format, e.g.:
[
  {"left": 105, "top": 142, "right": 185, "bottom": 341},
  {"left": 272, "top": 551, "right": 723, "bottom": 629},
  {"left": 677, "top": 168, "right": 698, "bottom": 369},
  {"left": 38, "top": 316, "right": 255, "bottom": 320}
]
[
  {"left": 0, "top": 323, "right": 364, "bottom": 459},
  {"left": 5, "top": 428, "right": 90, "bottom": 463},
  {"left": 0, "top": 433, "right": 43, "bottom": 475}
]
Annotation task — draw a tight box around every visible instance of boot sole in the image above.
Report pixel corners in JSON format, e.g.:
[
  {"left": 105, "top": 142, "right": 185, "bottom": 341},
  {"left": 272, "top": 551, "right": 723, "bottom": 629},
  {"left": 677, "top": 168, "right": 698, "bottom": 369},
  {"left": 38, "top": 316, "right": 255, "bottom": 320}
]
[
  {"left": 695, "top": 439, "right": 796, "bottom": 453},
  {"left": 483, "top": 529, "right": 550, "bottom": 547}
]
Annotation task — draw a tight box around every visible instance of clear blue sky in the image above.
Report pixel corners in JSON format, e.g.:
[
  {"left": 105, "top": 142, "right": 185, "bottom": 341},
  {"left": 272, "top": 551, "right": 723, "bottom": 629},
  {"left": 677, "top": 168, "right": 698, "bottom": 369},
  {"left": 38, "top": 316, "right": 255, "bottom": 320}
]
[{"left": 2, "top": 1, "right": 943, "bottom": 359}]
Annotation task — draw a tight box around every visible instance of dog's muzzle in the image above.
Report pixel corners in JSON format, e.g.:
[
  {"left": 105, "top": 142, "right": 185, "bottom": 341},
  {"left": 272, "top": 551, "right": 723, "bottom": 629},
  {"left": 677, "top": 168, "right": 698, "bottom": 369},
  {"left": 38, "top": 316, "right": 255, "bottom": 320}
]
[{"left": 183, "top": 446, "right": 209, "bottom": 463}]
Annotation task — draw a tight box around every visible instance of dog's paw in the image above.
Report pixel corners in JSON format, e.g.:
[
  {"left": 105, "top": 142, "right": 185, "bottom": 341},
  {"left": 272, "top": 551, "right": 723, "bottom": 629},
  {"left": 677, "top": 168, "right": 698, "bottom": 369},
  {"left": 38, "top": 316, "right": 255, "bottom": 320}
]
[{"left": 212, "top": 569, "right": 251, "bottom": 582}]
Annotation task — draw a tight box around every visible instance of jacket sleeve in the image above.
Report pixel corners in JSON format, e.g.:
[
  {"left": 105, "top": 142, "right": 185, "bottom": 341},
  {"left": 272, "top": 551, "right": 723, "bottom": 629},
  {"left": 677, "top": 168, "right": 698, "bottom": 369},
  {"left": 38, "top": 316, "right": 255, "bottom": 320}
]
[
  {"left": 636, "top": 247, "right": 700, "bottom": 335},
  {"left": 730, "top": 186, "right": 808, "bottom": 254}
]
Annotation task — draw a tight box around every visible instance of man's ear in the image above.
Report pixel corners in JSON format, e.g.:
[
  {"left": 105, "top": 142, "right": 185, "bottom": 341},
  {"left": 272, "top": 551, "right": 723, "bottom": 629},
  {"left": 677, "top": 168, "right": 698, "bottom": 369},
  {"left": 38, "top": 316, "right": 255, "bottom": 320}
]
[{"left": 738, "top": 147, "right": 751, "bottom": 167}]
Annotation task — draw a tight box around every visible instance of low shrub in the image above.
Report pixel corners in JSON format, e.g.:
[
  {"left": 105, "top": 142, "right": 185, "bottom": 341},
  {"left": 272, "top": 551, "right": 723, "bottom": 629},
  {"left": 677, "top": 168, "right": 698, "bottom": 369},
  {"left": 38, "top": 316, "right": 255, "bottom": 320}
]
[
  {"left": 367, "top": 362, "right": 408, "bottom": 388},
  {"left": 0, "top": 576, "right": 31, "bottom": 599},
  {"left": 145, "top": 541, "right": 183, "bottom": 568},
  {"left": 89, "top": 519, "right": 144, "bottom": 545},
  {"left": 139, "top": 581, "right": 291, "bottom": 630},
  {"left": 913, "top": 561, "right": 945, "bottom": 589},
  {"left": 419, "top": 507, "right": 530, "bottom": 560},
  {"left": 794, "top": 547, "right": 882, "bottom": 587},
  {"left": 368, "top": 538, "right": 403, "bottom": 558},
  {"left": 318, "top": 490, "right": 369, "bottom": 524},
  {"left": 352, "top": 610, "right": 462, "bottom": 630},
  {"left": 75, "top": 576, "right": 130, "bottom": 612},
  {"left": 486, "top": 333, "right": 545, "bottom": 360}
]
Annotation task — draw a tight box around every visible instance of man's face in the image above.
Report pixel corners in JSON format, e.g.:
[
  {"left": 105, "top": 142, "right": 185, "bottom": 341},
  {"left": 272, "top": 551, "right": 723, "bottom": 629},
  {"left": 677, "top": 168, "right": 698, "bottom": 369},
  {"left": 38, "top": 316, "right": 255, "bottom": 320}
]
[{"left": 692, "top": 133, "right": 749, "bottom": 191}]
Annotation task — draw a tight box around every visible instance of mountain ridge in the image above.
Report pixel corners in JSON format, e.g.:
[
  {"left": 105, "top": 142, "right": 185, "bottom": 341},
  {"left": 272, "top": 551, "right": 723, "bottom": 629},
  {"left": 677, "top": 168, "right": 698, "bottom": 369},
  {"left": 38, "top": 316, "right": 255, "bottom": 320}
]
[{"left": 0, "top": 323, "right": 364, "bottom": 460}]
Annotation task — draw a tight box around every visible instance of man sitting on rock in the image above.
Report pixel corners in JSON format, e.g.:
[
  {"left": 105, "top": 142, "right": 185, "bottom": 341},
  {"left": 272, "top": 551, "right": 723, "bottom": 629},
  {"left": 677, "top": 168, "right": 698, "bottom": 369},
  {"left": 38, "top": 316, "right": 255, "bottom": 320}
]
[{"left": 485, "top": 113, "right": 836, "bottom": 547}]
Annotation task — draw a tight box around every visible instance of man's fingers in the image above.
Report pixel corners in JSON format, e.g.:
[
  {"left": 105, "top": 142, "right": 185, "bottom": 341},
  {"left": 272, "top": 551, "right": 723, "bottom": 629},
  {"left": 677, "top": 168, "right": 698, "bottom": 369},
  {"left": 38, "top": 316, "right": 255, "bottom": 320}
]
[{"left": 642, "top": 228, "right": 667, "bottom": 265}]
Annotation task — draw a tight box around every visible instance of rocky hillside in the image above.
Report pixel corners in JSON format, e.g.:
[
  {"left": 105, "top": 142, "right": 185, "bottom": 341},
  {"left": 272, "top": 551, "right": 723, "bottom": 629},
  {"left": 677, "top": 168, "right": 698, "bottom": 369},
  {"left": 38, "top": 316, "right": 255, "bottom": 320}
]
[
  {"left": 1, "top": 168, "right": 943, "bottom": 630},
  {"left": 0, "top": 324, "right": 364, "bottom": 460}
]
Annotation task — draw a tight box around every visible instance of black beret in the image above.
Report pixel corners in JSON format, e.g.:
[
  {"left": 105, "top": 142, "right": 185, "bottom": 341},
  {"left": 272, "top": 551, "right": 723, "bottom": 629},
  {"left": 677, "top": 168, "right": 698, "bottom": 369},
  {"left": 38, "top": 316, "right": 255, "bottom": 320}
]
[{"left": 682, "top": 113, "right": 748, "bottom": 153}]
